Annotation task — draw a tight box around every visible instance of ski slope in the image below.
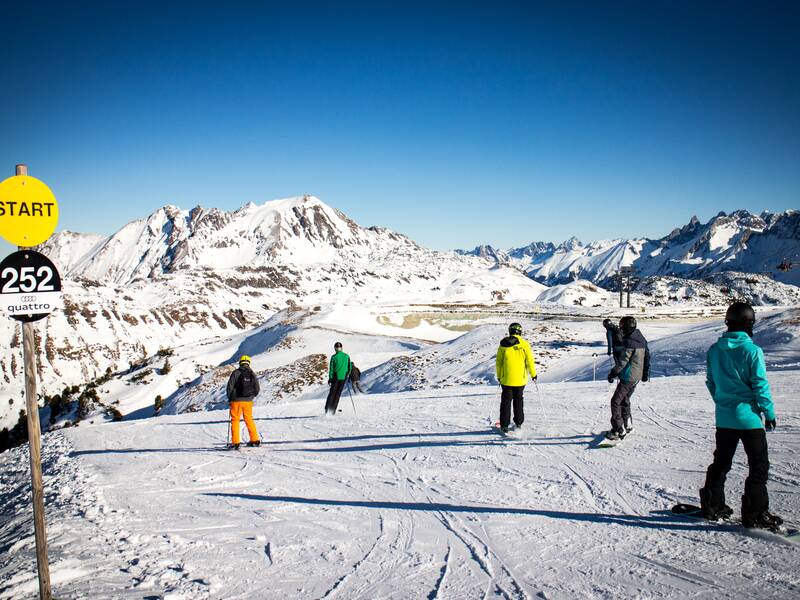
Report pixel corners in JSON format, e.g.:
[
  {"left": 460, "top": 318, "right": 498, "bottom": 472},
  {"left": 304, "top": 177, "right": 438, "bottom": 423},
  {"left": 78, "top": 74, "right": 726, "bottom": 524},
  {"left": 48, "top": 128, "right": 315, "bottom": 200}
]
[{"left": 2, "top": 374, "right": 799, "bottom": 599}]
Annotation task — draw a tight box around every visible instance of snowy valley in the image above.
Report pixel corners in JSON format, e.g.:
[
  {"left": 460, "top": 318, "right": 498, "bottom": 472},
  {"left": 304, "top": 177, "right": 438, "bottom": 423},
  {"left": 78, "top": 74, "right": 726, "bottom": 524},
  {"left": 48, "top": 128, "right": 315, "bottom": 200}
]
[{"left": 1, "top": 196, "right": 799, "bottom": 599}]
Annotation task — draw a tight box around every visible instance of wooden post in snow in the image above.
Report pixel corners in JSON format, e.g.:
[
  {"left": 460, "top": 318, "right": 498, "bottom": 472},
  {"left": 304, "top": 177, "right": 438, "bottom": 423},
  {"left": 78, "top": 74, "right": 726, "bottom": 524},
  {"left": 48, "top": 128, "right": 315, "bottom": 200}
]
[{"left": 16, "top": 162, "right": 52, "bottom": 600}]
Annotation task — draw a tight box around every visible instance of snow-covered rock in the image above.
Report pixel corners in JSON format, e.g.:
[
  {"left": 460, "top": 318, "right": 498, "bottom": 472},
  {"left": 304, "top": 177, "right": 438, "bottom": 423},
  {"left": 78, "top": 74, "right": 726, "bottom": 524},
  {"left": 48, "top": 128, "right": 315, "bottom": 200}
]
[{"left": 535, "top": 280, "right": 611, "bottom": 307}]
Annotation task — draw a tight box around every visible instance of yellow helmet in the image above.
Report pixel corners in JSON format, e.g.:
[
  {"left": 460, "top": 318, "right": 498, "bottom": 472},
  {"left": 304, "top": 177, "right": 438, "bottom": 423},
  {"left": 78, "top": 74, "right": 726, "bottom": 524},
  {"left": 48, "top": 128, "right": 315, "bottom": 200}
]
[{"left": 239, "top": 355, "right": 251, "bottom": 364}]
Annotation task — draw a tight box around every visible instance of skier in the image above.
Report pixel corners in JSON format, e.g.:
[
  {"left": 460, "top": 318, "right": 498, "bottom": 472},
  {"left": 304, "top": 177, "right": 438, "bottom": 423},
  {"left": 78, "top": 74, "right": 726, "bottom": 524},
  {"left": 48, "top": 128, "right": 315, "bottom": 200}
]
[
  {"left": 350, "top": 363, "right": 365, "bottom": 393},
  {"left": 495, "top": 322, "right": 537, "bottom": 432},
  {"left": 605, "top": 316, "right": 650, "bottom": 440},
  {"left": 602, "top": 318, "right": 624, "bottom": 361},
  {"left": 698, "top": 302, "right": 782, "bottom": 528},
  {"left": 325, "top": 342, "right": 352, "bottom": 415},
  {"left": 226, "top": 355, "right": 261, "bottom": 449}
]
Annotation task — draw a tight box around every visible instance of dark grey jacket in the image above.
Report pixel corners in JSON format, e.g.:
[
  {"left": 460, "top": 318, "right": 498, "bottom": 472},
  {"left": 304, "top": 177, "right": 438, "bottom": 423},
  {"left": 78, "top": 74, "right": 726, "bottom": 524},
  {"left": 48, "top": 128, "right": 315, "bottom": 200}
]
[
  {"left": 226, "top": 365, "right": 260, "bottom": 402},
  {"left": 610, "top": 329, "right": 650, "bottom": 384}
]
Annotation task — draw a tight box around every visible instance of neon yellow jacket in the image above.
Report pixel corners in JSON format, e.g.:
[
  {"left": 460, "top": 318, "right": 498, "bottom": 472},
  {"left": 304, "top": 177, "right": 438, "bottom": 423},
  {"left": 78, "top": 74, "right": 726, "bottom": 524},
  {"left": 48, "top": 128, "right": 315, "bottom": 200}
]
[{"left": 496, "top": 335, "right": 537, "bottom": 386}]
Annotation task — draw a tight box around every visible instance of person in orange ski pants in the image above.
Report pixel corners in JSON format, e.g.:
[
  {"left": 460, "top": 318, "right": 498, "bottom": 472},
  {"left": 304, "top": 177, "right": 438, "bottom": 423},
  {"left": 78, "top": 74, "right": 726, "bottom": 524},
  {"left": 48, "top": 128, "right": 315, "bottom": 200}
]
[{"left": 225, "top": 355, "right": 261, "bottom": 449}]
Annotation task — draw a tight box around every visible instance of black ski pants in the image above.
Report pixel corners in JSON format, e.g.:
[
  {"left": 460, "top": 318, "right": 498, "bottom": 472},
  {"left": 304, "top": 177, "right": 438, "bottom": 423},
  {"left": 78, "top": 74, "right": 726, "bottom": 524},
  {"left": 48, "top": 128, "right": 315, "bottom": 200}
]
[
  {"left": 610, "top": 380, "right": 637, "bottom": 433},
  {"left": 703, "top": 428, "right": 769, "bottom": 516},
  {"left": 325, "top": 379, "right": 347, "bottom": 414},
  {"left": 500, "top": 385, "right": 525, "bottom": 428}
]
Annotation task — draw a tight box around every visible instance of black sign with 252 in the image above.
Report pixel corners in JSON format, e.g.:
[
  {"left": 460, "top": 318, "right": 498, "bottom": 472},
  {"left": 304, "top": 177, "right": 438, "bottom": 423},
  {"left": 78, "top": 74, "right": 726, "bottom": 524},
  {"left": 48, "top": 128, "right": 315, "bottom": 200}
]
[{"left": 0, "top": 250, "right": 62, "bottom": 322}]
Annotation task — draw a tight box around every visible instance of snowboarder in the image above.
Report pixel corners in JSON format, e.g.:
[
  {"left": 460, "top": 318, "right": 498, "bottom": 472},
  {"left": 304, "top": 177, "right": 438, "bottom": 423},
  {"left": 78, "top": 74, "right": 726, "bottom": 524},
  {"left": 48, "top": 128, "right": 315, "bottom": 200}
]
[
  {"left": 350, "top": 363, "right": 365, "bottom": 393},
  {"left": 495, "top": 322, "right": 537, "bottom": 432},
  {"left": 602, "top": 318, "right": 624, "bottom": 361},
  {"left": 698, "top": 302, "right": 782, "bottom": 528},
  {"left": 605, "top": 316, "right": 650, "bottom": 440},
  {"left": 226, "top": 355, "right": 261, "bottom": 449},
  {"left": 325, "top": 342, "right": 352, "bottom": 415}
]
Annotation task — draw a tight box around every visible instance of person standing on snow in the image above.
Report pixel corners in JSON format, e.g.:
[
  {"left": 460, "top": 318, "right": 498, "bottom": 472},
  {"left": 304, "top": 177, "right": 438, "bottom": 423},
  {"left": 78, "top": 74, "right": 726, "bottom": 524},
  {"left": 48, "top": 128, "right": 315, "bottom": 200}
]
[
  {"left": 495, "top": 322, "right": 537, "bottom": 432},
  {"left": 603, "top": 318, "right": 624, "bottom": 361},
  {"left": 226, "top": 355, "right": 261, "bottom": 449},
  {"left": 325, "top": 342, "right": 352, "bottom": 415},
  {"left": 605, "top": 316, "right": 650, "bottom": 441},
  {"left": 698, "top": 302, "right": 782, "bottom": 529},
  {"left": 349, "top": 364, "right": 365, "bottom": 393}
]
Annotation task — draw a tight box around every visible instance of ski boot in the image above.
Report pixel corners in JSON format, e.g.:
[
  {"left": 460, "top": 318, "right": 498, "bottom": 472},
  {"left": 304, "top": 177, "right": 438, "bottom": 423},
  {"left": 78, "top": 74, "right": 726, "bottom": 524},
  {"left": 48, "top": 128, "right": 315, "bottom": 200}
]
[
  {"left": 742, "top": 495, "right": 783, "bottom": 529},
  {"left": 742, "top": 510, "right": 784, "bottom": 529},
  {"left": 230, "top": 443, "right": 240, "bottom": 451},
  {"left": 604, "top": 430, "right": 625, "bottom": 441},
  {"left": 247, "top": 440, "right": 261, "bottom": 447},
  {"left": 699, "top": 488, "right": 732, "bottom": 521},
  {"left": 624, "top": 418, "right": 634, "bottom": 434}
]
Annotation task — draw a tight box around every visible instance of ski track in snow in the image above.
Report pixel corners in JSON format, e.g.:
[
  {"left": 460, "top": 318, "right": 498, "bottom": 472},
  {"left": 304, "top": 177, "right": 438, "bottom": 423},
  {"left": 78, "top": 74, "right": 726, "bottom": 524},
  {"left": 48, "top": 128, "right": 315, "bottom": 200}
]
[{"left": 2, "top": 374, "right": 800, "bottom": 599}]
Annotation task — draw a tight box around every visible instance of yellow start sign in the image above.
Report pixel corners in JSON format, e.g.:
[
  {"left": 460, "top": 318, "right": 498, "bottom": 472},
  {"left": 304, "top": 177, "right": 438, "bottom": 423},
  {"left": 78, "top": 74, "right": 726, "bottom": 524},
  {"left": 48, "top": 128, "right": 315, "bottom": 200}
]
[{"left": 0, "top": 175, "right": 59, "bottom": 247}]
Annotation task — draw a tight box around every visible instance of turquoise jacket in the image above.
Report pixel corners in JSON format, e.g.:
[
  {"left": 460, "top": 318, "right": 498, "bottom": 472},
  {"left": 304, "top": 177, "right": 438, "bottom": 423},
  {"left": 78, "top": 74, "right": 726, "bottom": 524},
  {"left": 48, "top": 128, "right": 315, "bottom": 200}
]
[{"left": 706, "top": 331, "right": 775, "bottom": 429}]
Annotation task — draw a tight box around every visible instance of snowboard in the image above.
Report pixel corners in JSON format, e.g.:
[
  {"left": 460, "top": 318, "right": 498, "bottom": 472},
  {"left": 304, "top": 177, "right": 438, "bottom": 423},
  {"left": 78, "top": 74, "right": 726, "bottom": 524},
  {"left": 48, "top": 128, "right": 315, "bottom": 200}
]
[
  {"left": 597, "top": 430, "right": 631, "bottom": 448},
  {"left": 671, "top": 503, "right": 800, "bottom": 540}
]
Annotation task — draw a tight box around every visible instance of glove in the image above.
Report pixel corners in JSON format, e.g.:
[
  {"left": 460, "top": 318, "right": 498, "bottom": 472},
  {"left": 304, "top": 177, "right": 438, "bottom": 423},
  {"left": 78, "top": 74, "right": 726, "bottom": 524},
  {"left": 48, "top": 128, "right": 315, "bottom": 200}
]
[
  {"left": 607, "top": 372, "right": 615, "bottom": 383},
  {"left": 765, "top": 418, "right": 776, "bottom": 432},
  {"left": 532, "top": 375, "right": 538, "bottom": 382}
]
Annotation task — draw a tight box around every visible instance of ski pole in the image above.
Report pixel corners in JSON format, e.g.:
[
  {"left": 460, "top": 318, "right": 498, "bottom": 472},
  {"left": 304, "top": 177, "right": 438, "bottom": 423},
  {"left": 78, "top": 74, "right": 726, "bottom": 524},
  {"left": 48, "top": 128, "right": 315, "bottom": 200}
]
[
  {"left": 592, "top": 353, "right": 597, "bottom": 382},
  {"left": 347, "top": 381, "right": 357, "bottom": 417},
  {"left": 533, "top": 380, "right": 547, "bottom": 433}
]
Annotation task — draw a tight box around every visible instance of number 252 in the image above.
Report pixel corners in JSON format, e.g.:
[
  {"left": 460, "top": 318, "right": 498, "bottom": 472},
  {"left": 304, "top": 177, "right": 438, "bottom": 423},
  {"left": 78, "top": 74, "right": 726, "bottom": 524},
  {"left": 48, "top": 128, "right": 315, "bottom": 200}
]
[{"left": 1, "top": 267, "right": 56, "bottom": 293}]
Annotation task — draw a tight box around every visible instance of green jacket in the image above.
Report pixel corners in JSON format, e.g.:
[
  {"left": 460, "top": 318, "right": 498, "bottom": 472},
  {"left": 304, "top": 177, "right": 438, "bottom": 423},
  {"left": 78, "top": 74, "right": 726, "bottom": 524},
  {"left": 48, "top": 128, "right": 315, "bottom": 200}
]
[
  {"left": 706, "top": 331, "right": 775, "bottom": 429},
  {"left": 329, "top": 351, "right": 352, "bottom": 381}
]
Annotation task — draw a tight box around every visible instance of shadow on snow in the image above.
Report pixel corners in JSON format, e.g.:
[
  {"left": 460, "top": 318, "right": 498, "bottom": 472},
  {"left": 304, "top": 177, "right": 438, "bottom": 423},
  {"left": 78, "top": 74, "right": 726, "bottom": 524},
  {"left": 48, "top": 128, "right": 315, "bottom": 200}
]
[
  {"left": 201, "top": 492, "right": 727, "bottom": 533},
  {"left": 68, "top": 431, "right": 597, "bottom": 456}
]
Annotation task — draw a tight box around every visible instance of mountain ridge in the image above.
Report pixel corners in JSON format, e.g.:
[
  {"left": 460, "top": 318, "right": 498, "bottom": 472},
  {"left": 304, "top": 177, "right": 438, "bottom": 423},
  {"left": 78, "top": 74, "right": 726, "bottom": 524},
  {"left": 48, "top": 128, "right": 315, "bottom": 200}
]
[{"left": 457, "top": 209, "right": 800, "bottom": 287}]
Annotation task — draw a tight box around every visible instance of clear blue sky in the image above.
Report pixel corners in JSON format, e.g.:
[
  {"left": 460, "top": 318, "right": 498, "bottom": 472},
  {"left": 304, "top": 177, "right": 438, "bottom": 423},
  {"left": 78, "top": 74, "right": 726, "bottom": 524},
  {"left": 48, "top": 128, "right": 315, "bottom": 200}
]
[{"left": 1, "top": 0, "right": 798, "bottom": 254}]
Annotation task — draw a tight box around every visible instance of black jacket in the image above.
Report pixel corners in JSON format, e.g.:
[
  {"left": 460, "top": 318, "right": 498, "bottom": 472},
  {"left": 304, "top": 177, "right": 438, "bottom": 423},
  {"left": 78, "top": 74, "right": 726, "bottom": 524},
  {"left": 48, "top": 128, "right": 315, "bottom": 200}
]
[
  {"left": 226, "top": 365, "right": 260, "bottom": 401},
  {"left": 605, "top": 324, "right": 624, "bottom": 355}
]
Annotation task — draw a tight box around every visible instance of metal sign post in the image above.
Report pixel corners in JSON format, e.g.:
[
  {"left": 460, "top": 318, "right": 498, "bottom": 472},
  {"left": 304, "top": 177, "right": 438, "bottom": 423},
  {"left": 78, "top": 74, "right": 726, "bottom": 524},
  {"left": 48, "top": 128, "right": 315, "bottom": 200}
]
[
  {"left": 0, "top": 164, "right": 60, "bottom": 600},
  {"left": 619, "top": 266, "right": 633, "bottom": 308}
]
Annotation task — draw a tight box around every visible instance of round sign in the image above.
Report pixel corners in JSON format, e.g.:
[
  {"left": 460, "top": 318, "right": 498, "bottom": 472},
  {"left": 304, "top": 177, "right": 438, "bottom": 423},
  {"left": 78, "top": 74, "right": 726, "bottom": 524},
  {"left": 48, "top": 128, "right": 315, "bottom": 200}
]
[
  {"left": 0, "top": 175, "right": 59, "bottom": 247},
  {"left": 0, "top": 250, "right": 62, "bottom": 322}
]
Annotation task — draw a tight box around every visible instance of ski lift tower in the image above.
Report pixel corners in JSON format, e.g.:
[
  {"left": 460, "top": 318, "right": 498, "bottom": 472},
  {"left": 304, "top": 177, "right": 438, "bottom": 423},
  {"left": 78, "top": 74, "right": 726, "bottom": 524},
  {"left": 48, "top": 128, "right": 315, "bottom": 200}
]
[{"left": 618, "top": 266, "right": 634, "bottom": 308}]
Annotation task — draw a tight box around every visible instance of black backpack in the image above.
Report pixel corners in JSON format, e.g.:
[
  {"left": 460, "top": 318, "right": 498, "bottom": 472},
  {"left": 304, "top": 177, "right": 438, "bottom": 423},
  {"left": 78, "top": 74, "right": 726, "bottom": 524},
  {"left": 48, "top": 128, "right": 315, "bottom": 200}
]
[
  {"left": 235, "top": 367, "right": 257, "bottom": 398},
  {"left": 350, "top": 365, "right": 361, "bottom": 381}
]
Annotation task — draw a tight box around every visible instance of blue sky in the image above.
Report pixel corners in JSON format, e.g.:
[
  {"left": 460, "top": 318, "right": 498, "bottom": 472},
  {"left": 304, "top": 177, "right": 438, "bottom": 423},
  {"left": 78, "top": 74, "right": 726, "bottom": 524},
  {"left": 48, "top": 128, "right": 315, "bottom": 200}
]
[{"left": 1, "top": 0, "right": 798, "bottom": 254}]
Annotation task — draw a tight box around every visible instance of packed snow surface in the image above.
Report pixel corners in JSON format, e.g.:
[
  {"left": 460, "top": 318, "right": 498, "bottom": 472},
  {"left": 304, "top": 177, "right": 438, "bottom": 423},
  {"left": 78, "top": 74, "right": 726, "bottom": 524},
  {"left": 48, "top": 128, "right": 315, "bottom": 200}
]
[{"left": 1, "top": 372, "right": 799, "bottom": 599}]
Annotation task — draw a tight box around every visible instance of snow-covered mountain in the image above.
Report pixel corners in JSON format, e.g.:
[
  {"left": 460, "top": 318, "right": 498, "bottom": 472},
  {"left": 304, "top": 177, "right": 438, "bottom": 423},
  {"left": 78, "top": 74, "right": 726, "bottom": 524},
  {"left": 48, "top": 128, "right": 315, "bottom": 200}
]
[
  {"left": 1, "top": 196, "right": 546, "bottom": 429},
  {"left": 460, "top": 210, "right": 800, "bottom": 287}
]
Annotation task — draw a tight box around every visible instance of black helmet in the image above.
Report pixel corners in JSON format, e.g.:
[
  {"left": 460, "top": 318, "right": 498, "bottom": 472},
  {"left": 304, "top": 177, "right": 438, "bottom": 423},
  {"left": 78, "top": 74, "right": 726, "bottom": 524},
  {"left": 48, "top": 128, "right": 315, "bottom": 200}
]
[
  {"left": 725, "top": 302, "right": 755, "bottom": 331},
  {"left": 619, "top": 316, "right": 637, "bottom": 336},
  {"left": 509, "top": 322, "right": 522, "bottom": 336},
  {"left": 334, "top": 341, "right": 343, "bottom": 350}
]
